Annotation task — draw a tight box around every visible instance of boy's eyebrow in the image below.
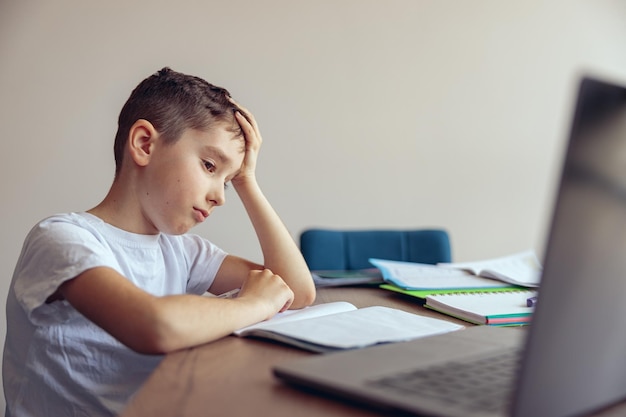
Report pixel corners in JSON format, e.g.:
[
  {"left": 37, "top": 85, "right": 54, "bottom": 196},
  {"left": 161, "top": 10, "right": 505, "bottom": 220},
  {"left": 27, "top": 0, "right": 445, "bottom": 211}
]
[{"left": 202, "top": 146, "right": 231, "bottom": 163}]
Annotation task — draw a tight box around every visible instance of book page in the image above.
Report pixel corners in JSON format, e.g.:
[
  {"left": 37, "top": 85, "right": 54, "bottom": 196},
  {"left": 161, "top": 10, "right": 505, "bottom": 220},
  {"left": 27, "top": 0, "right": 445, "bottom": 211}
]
[
  {"left": 438, "top": 250, "right": 542, "bottom": 287},
  {"left": 369, "top": 258, "right": 511, "bottom": 290},
  {"left": 239, "top": 306, "right": 463, "bottom": 350},
  {"left": 233, "top": 301, "right": 356, "bottom": 335}
]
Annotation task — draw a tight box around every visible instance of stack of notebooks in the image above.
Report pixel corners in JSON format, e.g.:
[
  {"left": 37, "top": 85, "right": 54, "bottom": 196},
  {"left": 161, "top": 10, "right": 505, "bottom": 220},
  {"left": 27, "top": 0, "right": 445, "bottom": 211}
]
[{"left": 370, "top": 250, "right": 541, "bottom": 326}]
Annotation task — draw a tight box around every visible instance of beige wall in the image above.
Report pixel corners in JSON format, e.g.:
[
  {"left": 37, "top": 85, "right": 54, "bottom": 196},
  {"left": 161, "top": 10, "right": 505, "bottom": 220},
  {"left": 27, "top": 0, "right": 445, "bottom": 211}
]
[{"left": 2, "top": 0, "right": 626, "bottom": 411}]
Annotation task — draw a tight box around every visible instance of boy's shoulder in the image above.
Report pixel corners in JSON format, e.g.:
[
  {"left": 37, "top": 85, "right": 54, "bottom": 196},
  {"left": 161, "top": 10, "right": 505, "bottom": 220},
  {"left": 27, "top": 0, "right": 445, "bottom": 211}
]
[
  {"left": 29, "top": 212, "right": 103, "bottom": 238},
  {"left": 33, "top": 211, "right": 98, "bottom": 226},
  {"left": 27, "top": 212, "right": 222, "bottom": 256},
  {"left": 29, "top": 212, "right": 157, "bottom": 247}
]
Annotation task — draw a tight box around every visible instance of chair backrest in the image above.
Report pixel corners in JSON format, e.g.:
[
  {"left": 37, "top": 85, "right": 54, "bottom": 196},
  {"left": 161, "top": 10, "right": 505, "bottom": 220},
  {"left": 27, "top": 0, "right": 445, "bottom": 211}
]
[{"left": 300, "top": 229, "right": 452, "bottom": 271}]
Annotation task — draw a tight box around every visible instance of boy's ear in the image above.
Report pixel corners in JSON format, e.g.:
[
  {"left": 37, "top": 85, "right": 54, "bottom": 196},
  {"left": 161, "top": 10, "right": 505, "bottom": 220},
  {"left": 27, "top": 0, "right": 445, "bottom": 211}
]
[{"left": 127, "top": 119, "right": 158, "bottom": 167}]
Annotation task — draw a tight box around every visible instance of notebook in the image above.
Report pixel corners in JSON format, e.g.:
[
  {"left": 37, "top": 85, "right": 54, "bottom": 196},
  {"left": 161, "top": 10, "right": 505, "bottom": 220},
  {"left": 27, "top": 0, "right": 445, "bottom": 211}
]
[
  {"left": 273, "top": 76, "right": 626, "bottom": 417},
  {"left": 424, "top": 290, "right": 536, "bottom": 326},
  {"left": 370, "top": 258, "right": 513, "bottom": 290},
  {"left": 371, "top": 250, "right": 541, "bottom": 289}
]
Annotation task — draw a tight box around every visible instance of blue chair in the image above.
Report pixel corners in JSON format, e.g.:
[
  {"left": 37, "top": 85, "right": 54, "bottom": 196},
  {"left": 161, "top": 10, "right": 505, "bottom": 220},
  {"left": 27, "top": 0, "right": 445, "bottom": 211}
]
[{"left": 300, "top": 229, "right": 452, "bottom": 271}]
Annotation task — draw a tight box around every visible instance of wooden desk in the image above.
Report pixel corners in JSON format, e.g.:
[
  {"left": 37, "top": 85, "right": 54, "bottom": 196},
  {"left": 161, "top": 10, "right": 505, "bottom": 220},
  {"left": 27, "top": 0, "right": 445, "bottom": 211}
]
[{"left": 118, "top": 287, "right": 626, "bottom": 417}]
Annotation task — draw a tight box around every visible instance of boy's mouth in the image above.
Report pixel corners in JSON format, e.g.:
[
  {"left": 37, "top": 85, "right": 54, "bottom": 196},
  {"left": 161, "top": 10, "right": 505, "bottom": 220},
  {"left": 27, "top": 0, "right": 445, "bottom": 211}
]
[{"left": 193, "top": 207, "right": 209, "bottom": 222}]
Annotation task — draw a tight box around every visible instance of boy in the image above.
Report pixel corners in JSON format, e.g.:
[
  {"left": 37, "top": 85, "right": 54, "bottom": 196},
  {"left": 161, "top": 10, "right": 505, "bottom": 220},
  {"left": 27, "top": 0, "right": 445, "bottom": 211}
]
[{"left": 2, "top": 67, "right": 316, "bottom": 417}]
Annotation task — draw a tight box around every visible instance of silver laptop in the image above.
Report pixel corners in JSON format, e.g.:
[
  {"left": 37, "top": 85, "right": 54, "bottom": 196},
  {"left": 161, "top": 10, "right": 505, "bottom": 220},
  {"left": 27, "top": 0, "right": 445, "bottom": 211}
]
[{"left": 274, "top": 76, "right": 626, "bottom": 417}]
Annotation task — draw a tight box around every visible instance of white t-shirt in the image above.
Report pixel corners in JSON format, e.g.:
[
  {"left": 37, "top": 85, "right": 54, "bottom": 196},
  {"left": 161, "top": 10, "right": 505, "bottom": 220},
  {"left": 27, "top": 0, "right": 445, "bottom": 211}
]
[{"left": 3, "top": 212, "right": 228, "bottom": 417}]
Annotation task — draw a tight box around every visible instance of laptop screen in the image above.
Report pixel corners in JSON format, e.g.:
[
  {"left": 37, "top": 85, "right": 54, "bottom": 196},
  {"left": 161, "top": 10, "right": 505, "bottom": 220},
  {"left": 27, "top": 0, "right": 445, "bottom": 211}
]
[{"left": 512, "top": 77, "right": 626, "bottom": 416}]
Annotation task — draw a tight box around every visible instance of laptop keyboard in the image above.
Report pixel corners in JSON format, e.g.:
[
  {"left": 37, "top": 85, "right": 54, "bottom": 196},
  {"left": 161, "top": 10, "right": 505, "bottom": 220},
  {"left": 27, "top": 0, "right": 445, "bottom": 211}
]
[{"left": 367, "top": 349, "right": 522, "bottom": 414}]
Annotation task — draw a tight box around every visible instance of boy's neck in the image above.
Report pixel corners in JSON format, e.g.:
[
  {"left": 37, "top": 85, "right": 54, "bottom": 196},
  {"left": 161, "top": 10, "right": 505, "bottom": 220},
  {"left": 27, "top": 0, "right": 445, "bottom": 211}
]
[{"left": 88, "top": 180, "right": 159, "bottom": 235}]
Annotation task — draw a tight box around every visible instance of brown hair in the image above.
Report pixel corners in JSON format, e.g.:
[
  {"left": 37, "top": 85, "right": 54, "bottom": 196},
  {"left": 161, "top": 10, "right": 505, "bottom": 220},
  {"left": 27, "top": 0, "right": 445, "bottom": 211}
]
[{"left": 113, "top": 67, "right": 242, "bottom": 174}]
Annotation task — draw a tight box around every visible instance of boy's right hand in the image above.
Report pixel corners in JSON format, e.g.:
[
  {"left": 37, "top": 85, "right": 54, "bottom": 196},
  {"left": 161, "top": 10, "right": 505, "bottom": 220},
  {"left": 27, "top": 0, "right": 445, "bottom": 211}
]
[{"left": 237, "top": 269, "right": 294, "bottom": 319}]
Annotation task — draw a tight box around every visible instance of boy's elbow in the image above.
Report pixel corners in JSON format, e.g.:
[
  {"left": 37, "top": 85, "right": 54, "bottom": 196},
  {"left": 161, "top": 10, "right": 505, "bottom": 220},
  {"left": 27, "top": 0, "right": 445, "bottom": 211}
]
[
  {"left": 303, "top": 285, "right": 317, "bottom": 306},
  {"left": 292, "top": 285, "right": 316, "bottom": 309}
]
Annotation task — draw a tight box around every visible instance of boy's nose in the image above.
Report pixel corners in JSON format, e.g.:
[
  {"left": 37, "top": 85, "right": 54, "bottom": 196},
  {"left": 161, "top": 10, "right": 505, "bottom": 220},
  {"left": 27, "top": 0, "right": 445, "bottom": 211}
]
[{"left": 207, "top": 185, "right": 226, "bottom": 207}]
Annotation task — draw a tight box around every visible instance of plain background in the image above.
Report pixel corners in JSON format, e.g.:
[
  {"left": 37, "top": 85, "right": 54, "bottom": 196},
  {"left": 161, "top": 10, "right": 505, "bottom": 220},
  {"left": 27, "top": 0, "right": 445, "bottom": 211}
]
[{"left": 2, "top": 0, "right": 626, "bottom": 411}]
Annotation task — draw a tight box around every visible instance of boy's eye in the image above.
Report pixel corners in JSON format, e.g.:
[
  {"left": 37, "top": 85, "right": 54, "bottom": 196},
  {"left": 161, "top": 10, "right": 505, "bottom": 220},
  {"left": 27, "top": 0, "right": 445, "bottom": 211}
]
[{"left": 203, "top": 160, "right": 216, "bottom": 172}]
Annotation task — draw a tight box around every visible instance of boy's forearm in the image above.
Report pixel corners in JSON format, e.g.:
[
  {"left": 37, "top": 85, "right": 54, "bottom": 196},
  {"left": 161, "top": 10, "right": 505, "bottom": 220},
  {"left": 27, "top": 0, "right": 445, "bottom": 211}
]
[
  {"left": 234, "top": 178, "right": 316, "bottom": 308},
  {"left": 60, "top": 267, "right": 278, "bottom": 354},
  {"left": 146, "top": 294, "right": 270, "bottom": 353}
]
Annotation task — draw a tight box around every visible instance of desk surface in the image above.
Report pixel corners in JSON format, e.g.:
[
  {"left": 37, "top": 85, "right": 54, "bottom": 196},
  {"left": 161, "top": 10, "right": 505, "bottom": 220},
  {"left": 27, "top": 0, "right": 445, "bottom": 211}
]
[{"left": 118, "top": 286, "right": 626, "bottom": 417}]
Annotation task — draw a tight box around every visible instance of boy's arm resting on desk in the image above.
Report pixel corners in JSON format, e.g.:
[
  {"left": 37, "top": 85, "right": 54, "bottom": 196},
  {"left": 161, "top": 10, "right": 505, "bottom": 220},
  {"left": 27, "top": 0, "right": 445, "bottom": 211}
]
[
  {"left": 228, "top": 107, "right": 315, "bottom": 309},
  {"left": 229, "top": 178, "right": 315, "bottom": 309},
  {"left": 58, "top": 266, "right": 294, "bottom": 355}
]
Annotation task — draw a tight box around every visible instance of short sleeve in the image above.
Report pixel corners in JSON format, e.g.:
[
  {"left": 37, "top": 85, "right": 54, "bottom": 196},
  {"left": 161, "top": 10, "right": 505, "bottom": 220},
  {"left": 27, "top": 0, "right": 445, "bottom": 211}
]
[
  {"left": 178, "top": 234, "right": 228, "bottom": 295},
  {"left": 13, "top": 217, "right": 121, "bottom": 325}
]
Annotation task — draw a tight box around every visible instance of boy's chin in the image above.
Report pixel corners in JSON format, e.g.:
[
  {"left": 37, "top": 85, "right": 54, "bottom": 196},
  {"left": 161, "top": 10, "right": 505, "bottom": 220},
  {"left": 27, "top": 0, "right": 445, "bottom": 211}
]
[{"left": 160, "top": 223, "right": 195, "bottom": 236}]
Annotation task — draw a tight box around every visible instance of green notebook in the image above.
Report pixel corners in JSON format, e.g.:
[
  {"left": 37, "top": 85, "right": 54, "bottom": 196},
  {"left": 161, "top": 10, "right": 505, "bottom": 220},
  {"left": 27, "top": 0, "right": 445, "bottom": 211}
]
[
  {"left": 381, "top": 284, "right": 534, "bottom": 326},
  {"left": 380, "top": 283, "right": 526, "bottom": 302},
  {"left": 424, "top": 290, "right": 536, "bottom": 326}
]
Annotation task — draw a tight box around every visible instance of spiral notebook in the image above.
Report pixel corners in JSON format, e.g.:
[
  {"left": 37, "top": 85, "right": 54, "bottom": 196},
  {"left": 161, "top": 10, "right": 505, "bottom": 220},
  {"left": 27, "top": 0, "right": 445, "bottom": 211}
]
[{"left": 425, "top": 290, "right": 536, "bottom": 326}]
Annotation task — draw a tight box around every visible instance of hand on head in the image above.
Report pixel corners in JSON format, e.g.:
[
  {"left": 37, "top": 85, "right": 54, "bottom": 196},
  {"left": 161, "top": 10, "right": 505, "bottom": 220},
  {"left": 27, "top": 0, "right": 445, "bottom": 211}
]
[{"left": 229, "top": 99, "right": 263, "bottom": 186}]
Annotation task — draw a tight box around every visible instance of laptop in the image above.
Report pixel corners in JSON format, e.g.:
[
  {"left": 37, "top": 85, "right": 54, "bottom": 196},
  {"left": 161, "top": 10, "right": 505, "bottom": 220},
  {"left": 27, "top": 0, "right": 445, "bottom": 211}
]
[{"left": 273, "top": 76, "right": 626, "bottom": 417}]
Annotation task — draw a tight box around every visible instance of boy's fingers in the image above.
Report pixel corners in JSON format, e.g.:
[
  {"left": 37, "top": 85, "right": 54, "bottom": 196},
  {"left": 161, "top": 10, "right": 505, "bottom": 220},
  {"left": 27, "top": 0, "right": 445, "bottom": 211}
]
[
  {"left": 234, "top": 111, "right": 262, "bottom": 147},
  {"left": 235, "top": 108, "right": 254, "bottom": 128},
  {"left": 229, "top": 98, "right": 259, "bottom": 130},
  {"left": 235, "top": 112, "right": 258, "bottom": 139}
]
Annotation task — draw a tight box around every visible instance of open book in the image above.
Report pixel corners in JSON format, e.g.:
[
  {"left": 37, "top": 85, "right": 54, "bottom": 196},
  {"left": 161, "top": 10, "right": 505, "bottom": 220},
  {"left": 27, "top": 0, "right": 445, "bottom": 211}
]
[
  {"left": 437, "top": 250, "right": 541, "bottom": 287},
  {"left": 369, "top": 259, "right": 513, "bottom": 290},
  {"left": 370, "top": 250, "right": 541, "bottom": 290},
  {"left": 233, "top": 301, "right": 463, "bottom": 353}
]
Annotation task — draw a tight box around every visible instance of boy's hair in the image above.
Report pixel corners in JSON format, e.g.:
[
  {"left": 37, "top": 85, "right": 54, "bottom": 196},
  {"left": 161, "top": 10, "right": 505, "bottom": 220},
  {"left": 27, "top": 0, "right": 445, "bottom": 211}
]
[{"left": 113, "top": 67, "right": 242, "bottom": 175}]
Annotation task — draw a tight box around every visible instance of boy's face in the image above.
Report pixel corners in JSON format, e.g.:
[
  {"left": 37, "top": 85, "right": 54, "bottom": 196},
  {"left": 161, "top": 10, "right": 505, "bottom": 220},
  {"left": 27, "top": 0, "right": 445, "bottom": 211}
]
[{"left": 138, "top": 125, "right": 244, "bottom": 235}]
